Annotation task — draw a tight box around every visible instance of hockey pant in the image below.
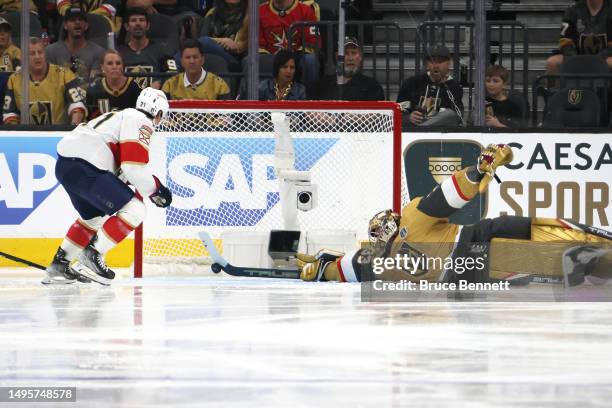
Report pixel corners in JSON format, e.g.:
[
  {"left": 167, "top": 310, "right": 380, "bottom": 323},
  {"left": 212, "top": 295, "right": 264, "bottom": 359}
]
[{"left": 55, "top": 155, "right": 134, "bottom": 220}]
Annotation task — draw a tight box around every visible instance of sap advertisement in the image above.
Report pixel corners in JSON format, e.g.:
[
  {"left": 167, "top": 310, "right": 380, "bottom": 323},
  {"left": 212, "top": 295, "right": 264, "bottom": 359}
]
[{"left": 0, "top": 131, "right": 609, "bottom": 241}]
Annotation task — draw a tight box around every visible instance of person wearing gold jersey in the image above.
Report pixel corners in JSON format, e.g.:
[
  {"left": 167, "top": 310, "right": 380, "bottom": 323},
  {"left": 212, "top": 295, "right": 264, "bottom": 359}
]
[
  {"left": 3, "top": 38, "right": 86, "bottom": 125},
  {"left": 162, "top": 39, "right": 230, "bottom": 101},
  {"left": 297, "top": 144, "right": 612, "bottom": 287},
  {"left": 0, "top": 17, "right": 20, "bottom": 72}
]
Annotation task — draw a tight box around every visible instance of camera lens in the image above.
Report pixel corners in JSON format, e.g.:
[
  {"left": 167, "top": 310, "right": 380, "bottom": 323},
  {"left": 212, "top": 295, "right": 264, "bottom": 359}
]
[{"left": 298, "top": 192, "right": 311, "bottom": 204}]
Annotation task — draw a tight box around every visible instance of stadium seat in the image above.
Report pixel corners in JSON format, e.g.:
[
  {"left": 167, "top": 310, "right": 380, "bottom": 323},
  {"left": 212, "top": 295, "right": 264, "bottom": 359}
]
[
  {"left": 542, "top": 87, "right": 601, "bottom": 128},
  {"left": 58, "top": 14, "right": 113, "bottom": 50},
  {"left": 204, "top": 53, "right": 229, "bottom": 76},
  {"left": 507, "top": 89, "right": 529, "bottom": 124},
  {"left": 203, "top": 53, "right": 235, "bottom": 96},
  {"left": 316, "top": 0, "right": 339, "bottom": 19},
  {"left": 4, "top": 12, "right": 43, "bottom": 45},
  {"left": 559, "top": 55, "right": 610, "bottom": 126},
  {"left": 237, "top": 53, "right": 276, "bottom": 99},
  {"left": 560, "top": 55, "right": 609, "bottom": 76},
  {"left": 148, "top": 13, "right": 180, "bottom": 55}
]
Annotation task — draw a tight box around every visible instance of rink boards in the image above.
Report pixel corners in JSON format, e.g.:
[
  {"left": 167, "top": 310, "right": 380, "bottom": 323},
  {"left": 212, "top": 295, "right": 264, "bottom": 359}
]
[{"left": 0, "top": 130, "right": 610, "bottom": 267}]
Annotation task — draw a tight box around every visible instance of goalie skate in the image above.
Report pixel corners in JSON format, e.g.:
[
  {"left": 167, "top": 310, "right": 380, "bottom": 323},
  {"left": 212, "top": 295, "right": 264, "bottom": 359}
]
[{"left": 562, "top": 245, "right": 607, "bottom": 287}]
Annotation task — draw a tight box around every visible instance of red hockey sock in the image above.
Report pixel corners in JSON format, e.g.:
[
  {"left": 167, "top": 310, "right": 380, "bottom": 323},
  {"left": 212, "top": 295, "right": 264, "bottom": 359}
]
[
  {"left": 65, "top": 219, "right": 96, "bottom": 248},
  {"left": 96, "top": 216, "right": 135, "bottom": 254}
]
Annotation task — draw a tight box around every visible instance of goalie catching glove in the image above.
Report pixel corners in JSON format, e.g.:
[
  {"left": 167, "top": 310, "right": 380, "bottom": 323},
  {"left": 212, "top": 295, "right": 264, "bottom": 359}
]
[
  {"left": 477, "top": 144, "right": 513, "bottom": 193},
  {"left": 296, "top": 249, "right": 345, "bottom": 281},
  {"left": 150, "top": 176, "right": 173, "bottom": 208}
]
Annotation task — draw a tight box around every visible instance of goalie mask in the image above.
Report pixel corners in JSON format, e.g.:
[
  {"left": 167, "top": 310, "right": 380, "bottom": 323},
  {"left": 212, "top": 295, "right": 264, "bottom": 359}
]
[{"left": 368, "top": 209, "right": 401, "bottom": 251}]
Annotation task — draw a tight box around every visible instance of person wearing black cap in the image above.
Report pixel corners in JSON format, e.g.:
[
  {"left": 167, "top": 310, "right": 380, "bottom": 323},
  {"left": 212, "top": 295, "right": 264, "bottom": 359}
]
[
  {"left": 45, "top": 7, "right": 106, "bottom": 86},
  {"left": 0, "top": 17, "right": 20, "bottom": 72},
  {"left": 396, "top": 45, "right": 463, "bottom": 128},
  {"left": 56, "top": 0, "right": 122, "bottom": 21},
  {"left": 308, "top": 36, "right": 384, "bottom": 101}
]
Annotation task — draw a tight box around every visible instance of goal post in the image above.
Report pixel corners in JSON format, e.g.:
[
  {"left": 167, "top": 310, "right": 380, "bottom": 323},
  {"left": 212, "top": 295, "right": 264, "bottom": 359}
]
[{"left": 133, "top": 100, "right": 403, "bottom": 278}]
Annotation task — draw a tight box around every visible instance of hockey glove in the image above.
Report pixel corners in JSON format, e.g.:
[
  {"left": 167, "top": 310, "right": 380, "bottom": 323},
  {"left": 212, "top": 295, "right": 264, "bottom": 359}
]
[
  {"left": 150, "top": 176, "right": 173, "bottom": 208},
  {"left": 296, "top": 249, "right": 344, "bottom": 281}
]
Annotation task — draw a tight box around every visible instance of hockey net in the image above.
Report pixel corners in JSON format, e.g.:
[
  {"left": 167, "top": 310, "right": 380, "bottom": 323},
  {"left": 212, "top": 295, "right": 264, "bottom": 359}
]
[{"left": 134, "top": 100, "right": 403, "bottom": 277}]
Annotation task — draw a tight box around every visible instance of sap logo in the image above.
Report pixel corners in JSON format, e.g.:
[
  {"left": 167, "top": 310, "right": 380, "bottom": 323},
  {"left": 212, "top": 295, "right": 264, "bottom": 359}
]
[
  {"left": 166, "top": 137, "right": 337, "bottom": 226},
  {"left": 0, "top": 137, "right": 60, "bottom": 225}
]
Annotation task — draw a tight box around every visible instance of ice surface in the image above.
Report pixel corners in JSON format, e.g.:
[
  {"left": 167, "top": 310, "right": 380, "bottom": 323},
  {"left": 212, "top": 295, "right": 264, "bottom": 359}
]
[{"left": 1, "top": 269, "right": 612, "bottom": 408}]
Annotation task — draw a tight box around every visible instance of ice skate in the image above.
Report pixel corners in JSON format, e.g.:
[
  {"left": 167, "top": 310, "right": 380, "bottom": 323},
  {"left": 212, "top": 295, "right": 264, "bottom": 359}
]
[
  {"left": 71, "top": 245, "right": 115, "bottom": 286},
  {"left": 41, "top": 247, "right": 76, "bottom": 285}
]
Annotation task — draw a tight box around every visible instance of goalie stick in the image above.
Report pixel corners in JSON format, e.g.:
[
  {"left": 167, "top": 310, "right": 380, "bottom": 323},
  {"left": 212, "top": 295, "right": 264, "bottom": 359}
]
[
  {"left": 198, "top": 231, "right": 301, "bottom": 279},
  {"left": 0, "top": 250, "right": 46, "bottom": 271},
  {"left": 560, "top": 220, "right": 612, "bottom": 241}
]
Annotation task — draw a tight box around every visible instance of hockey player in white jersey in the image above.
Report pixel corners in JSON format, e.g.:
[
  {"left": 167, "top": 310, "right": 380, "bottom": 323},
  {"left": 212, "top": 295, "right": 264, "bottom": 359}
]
[{"left": 43, "top": 87, "right": 172, "bottom": 285}]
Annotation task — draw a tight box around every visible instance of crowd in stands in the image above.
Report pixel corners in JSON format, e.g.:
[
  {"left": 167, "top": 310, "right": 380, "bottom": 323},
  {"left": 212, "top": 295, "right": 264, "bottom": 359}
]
[{"left": 0, "top": 0, "right": 610, "bottom": 127}]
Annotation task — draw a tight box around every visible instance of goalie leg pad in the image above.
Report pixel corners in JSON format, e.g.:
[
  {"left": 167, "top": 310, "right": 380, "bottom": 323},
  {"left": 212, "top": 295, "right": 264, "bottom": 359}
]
[{"left": 297, "top": 250, "right": 344, "bottom": 281}]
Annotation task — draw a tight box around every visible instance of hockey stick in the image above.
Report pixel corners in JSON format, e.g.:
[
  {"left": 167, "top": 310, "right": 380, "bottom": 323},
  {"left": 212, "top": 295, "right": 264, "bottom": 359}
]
[
  {"left": 571, "top": 221, "right": 612, "bottom": 241},
  {"left": 198, "top": 231, "right": 301, "bottom": 279},
  {"left": 0, "top": 250, "right": 46, "bottom": 271}
]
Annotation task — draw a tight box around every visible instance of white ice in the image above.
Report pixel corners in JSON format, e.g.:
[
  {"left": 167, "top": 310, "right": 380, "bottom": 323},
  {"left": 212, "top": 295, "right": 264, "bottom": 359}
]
[{"left": 1, "top": 269, "right": 612, "bottom": 408}]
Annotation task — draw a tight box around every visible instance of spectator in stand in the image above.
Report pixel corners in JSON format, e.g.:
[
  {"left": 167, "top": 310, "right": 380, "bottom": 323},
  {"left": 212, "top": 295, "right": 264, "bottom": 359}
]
[
  {"left": 198, "top": 0, "right": 248, "bottom": 69},
  {"left": 0, "top": 0, "right": 38, "bottom": 13},
  {"left": 162, "top": 39, "right": 230, "bottom": 100},
  {"left": 308, "top": 37, "right": 383, "bottom": 101},
  {"left": 118, "top": 7, "right": 177, "bottom": 89},
  {"left": 0, "top": 17, "right": 20, "bottom": 118},
  {"left": 259, "top": 49, "right": 305, "bottom": 100},
  {"left": 546, "top": 0, "right": 612, "bottom": 73},
  {"left": 154, "top": 0, "right": 201, "bottom": 39},
  {"left": 396, "top": 45, "right": 463, "bottom": 128},
  {"left": 124, "top": 0, "right": 201, "bottom": 38},
  {"left": 87, "top": 50, "right": 141, "bottom": 118},
  {"left": 259, "top": 0, "right": 319, "bottom": 88},
  {"left": 0, "top": 17, "right": 20, "bottom": 72},
  {"left": 46, "top": 7, "right": 106, "bottom": 87},
  {"left": 56, "top": 0, "right": 122, "bottom": 29},
  {"left": 3, "top": 37, "right": 86, "bottom": 125},
  {"left": 484, "top": 65, "right": 526, "bottom": 128}
]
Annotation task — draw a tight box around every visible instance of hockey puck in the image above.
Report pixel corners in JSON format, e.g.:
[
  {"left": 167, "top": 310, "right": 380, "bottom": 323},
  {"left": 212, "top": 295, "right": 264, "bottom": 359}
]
[{"left": 211, "top": 263, "right": 222, "bottom": 273}]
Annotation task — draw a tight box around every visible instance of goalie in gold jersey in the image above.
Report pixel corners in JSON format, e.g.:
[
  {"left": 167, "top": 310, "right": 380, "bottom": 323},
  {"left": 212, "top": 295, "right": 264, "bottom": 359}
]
[
  {"left": 297, "top": 144, "right": 612, "bottom": 286},
  {"left": 3, "top": 38, "right": 86, "bottom": 125}
]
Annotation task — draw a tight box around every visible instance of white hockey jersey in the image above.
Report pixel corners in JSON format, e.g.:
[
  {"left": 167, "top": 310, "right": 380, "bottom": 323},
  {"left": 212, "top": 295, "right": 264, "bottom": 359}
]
[{"left": 57, "top": 108, "right": 158, "bottom": 196}]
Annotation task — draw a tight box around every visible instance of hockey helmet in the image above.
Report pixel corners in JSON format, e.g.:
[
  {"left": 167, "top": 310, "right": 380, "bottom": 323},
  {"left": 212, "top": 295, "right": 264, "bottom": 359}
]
[
  {"left": 136, "top": 87, "right": 169, "bottom": 124},
  {"left": 368, "top": 209, "right": 401, "bottom": 248}
]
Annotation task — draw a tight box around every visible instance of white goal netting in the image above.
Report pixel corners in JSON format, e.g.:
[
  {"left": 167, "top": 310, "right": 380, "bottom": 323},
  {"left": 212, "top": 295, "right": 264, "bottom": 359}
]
[{"left": 137, "top": 101, "right": 402, "bottom": 274}]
